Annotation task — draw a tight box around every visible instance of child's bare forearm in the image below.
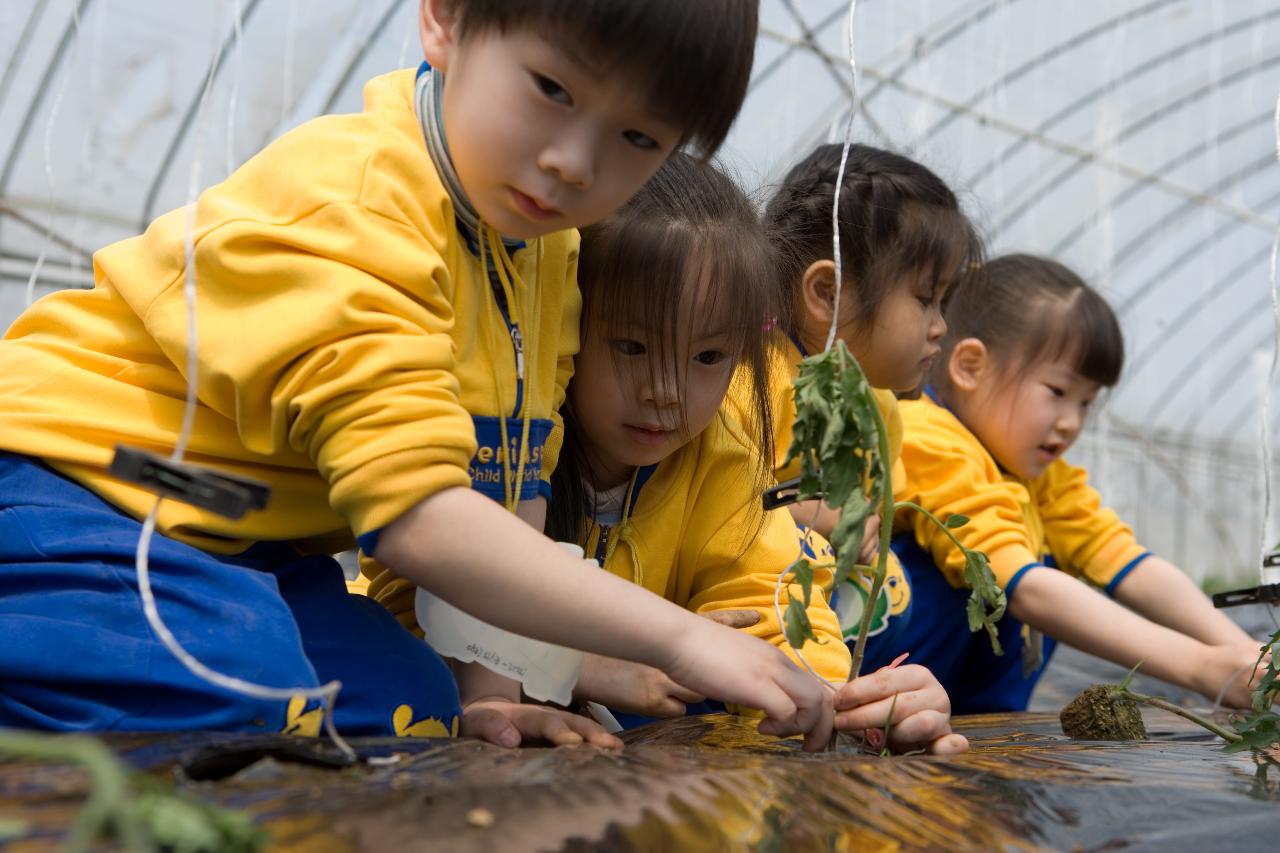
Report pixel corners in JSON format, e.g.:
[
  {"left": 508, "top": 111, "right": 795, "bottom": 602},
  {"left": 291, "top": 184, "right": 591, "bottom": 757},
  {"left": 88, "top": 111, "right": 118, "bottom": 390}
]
[
  {"left": 1111, "top": 556, "right": 1254, "bottom": 646},
  {"left": 1007, "top": 567, "right": 1212, "bottom": 691},
  {"left": 456, "top": 662, "right": 522, "bottom": 707},
  {"left": 374, "top": 486, "right": 686, "bottom": 669}
]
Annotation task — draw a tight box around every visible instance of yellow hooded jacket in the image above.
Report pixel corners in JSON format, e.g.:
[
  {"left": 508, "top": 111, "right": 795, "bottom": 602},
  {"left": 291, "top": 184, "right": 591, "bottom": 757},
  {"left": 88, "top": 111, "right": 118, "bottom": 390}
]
[
  {"left": 364, "top": 411, "right": 851, "bottom": 682},
  {"left": 0, "top": 69, "right": 579, "bottom": 556},
  {"left": 729, "top": 337, "right": 913, "bottom": 641},
  {"left": 895, "top": 394, "right": 1150, "bottom": 597},
  {"left": 580, "top": 412, "right": 852, "bottom": 682}
]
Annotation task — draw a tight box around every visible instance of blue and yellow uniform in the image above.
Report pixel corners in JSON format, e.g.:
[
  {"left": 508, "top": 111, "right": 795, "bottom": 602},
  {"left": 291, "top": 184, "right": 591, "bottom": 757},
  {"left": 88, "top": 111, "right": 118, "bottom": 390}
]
[
  {"left": 890, "top": 390, "right": 1151, "bottom": 712},
  {"left": 733, "top": 336, "right": 913, "bottom": 672},
  {"left": 578, "top": 413, "right": 851, "bottom": 684},
  {"left": 0, "top": 65, "right": 579, "bottom": 736}
]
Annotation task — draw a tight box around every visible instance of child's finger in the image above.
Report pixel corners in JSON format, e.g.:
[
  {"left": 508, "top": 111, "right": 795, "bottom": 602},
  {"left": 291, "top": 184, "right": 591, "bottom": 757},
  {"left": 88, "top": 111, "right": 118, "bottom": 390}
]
[
  {"left": 460, "top": 707, "right": 522, "bottom": 748},
  {"left": 701, "top": 609, "right": 761, "bottom": 629},
  {"left": 532, "top": 713, "right": 585, "bottom": 747},
  {"left": 834, "top": 666, "right": 926, "bottom": 706},
  {"left": 751, "top": 682, "right": 803, "bottom": 738},
  {"left": 800, "top": 694, "right": 836, "bottom": 752},
  {"left": 879, "top": 708, "right": 951, "bottom": 746},
  {"left": 649, "top": 696, "right": 689, "bottom": 718},
  {"left": 834, "top": 688, "right": 939, "bottom": 732},
  {"left": 834, "top": 665, "right": 937, "bottom": 711},
  {"left": 560, "top": 713, "right": 623, "bottom": 749},
  {"left": 927, "top": 733, "right": 970, "bottom": 755},
  {"left": 666, "top": 681, "right": 706, "bottom": 705},
  {"left": 772, "top": 665, "right": 835, "bottom": 751}
]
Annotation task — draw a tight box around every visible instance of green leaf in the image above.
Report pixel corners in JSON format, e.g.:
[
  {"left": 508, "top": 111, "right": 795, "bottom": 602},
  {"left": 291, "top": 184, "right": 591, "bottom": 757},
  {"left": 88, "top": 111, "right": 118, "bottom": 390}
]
[
  {"left": 961, "top": 549, "right": 1006, "bottom": 655},
  {"left": 783, "top": 596, "right": 818, "bottom": 649},
  {"left": 788, "top": 558, "right": 816, "bottom": 607},
  {"left": 944, "top": 514, "right": 969, "bottom": 529}
]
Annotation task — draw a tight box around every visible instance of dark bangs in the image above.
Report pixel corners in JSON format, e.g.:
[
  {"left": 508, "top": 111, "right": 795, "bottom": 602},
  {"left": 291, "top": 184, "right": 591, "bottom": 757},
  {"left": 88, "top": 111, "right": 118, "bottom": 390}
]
[
  {"left": 860, "top": 200, "right": 985, "bottom": 328},
  {"left": 547, "top": 153, "right": 776, "bottom": 545},
  {"left": 1033, "top": 288, "right": 1125, "bottom": 388},
  {"left": 579, "top": 207, "right": 774, "bottom": 442},
  {"left": 447, "top": 0, "right": 757, "bottom": 157}
]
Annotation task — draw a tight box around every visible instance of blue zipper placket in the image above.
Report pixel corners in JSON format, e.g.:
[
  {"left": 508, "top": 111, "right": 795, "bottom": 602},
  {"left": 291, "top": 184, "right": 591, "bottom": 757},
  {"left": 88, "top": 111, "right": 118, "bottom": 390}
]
[{"left": 592, "top": 464, "right": 658, "bottom": 566}]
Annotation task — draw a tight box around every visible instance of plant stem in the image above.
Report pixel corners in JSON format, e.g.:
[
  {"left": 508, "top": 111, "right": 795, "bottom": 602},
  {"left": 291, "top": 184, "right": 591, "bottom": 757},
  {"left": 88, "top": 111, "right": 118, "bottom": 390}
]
[
  {"left": 846, "top": 385, "right": 895, "bottom": 683},
  {"left": 1122, "top": 688, "right": 1242, "bottom": 743},
  {"left": 892, "top": 501, "right": 968, "bottom": 552},
  {"left": 0, "top": 730, "right": 154, "bottom": 851}
]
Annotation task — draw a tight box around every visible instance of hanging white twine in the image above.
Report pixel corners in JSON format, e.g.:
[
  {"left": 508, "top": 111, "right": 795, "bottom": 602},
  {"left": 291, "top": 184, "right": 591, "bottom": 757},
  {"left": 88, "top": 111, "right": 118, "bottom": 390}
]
[{"left": 1260, "top": 84, "right": 1280, "bottom": 583}]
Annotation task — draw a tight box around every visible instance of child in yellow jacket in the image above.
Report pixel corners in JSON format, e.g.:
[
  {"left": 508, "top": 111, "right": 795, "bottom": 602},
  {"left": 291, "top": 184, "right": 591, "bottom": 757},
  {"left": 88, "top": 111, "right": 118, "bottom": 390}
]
[
  {"left": 893, "top": 254, "right": 1264, "bottom": 712},
  {"left": 0, "top": 0, "right": 835, "bottom": 750},
  {"left": 544, "top": 152, "right": 954, "bottom": 752},
  {"left": 545, "top": 153, "right": 849, "bottom": 717},
  {"left": 730, "top": 143, "right": 983, "bottom": 751}
]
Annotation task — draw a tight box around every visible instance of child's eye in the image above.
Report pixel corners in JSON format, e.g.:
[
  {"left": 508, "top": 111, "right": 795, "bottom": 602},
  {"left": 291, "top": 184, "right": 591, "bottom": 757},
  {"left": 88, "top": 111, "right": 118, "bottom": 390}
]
[
  {"left": 1046, "top": 385, "right": 1065, "bottom": 398},
  {"left": 623, "top": 129, "right": 660, "bottom": 151},
  {"left": 694, "top": 350, "right": 727, "bottom": 366},
  {"left": 533, "top": 74, "right": 572, "bottom": 106},
  {"left": 612, "top": 339, "right": 646, "bottom": 356}
]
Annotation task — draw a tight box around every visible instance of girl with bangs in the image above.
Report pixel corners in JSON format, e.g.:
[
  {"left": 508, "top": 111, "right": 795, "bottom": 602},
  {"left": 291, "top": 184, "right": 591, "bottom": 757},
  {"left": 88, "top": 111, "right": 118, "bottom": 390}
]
[
  {"left": 547, "top": 152, "right": 850, "bottom": 726},
  {"left": 549, "top": 154, "right": 964, "bottom": 754},
  {"left": 737, "top": 143, "right": 978, "bottom": 754},
  {"left": 893, "top": 254, "right": 1264, "bottom": 712}
]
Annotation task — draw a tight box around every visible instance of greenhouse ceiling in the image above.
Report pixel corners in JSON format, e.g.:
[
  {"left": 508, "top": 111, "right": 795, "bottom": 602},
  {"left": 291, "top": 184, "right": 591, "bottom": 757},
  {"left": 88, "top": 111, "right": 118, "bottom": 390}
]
[{"left": 1, "top": 0, "right": 1278, "bottom": 451}]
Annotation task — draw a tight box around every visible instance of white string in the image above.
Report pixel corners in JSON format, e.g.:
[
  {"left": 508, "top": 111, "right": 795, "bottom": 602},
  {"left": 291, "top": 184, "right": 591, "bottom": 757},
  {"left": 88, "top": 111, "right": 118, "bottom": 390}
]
[
  {"left": 281, "top": 0, "right": 299, "bottom": 125},
  {"left": 24, "top": 1, "right": 81, "bottom": 307},
  {"left": 225, "top": 0, "right": 244, "bottom": 178},
  {"left": 130, "top": 6, "right": 353, "bottom": 760},
  {"left": 824, "top": 0, "right": 860, "bottom": 353},
  {"left": 1261, "top": 85, "right": 1280, "bottom": 583},
  {"left": 135, "top": 503, "right": 349, "bottom": 755},
  {"left": 68, "top": 0, "right": 109, "bottom": 283},
  {"left": 773, "top": 565, "right": 839, "bottom": 691},
  {"left": 780, "top": 0, "right": 862, "bottom": 688}
]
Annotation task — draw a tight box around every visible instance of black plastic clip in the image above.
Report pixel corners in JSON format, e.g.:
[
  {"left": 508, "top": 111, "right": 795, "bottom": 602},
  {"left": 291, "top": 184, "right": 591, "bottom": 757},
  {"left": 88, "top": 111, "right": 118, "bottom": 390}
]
[
  {"left": 763, "top": 476, "right": 808, "bottom": 510},
  {"left": 1213, "top": 583, "right": 1280, "bottom": 609},
  {"left": 108, "top": 445, "right": 271, "bottom": 520}
]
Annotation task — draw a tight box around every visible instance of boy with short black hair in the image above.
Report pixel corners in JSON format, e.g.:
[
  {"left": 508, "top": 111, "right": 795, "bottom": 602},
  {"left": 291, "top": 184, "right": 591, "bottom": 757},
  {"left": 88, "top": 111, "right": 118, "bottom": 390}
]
[{"left": 0, "top": 0, "right": 836, "bottom": 750}]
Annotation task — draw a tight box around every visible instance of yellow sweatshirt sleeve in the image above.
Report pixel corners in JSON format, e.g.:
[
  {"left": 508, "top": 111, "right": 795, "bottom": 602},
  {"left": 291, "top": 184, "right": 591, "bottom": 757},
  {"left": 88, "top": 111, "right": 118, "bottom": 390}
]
[
  {"left": 1037, "top": 460, "right": 1150, "bottom": 592},
  {"left": 897, "top": 402, "right": 1041, "bottom": 591},
  {"left": 132, "top": 200, "right": 477, "bottom": 543},
  {"left": 684, "top": 420, "right": 850, "bottom": 683}
]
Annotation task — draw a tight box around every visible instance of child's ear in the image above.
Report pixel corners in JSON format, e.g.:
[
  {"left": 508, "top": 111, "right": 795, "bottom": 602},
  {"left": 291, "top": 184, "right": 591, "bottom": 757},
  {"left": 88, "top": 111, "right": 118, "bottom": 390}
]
[
  {"left": 419, "top": 0, "right": 458, "bottom": 70},
  {"left": 799, "top": 260, "right": 840, "bottom": 336},
  {"left": 947, "top": 338, "right": 989, "bottom": 392}
]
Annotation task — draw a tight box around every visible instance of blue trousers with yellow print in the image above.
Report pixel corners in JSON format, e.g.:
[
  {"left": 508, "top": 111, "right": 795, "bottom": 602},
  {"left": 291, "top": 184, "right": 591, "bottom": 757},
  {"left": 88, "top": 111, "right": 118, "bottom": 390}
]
[
  {"left": 889, "top": 533, "right": 1056, "bottom": 714},
  {"left": 0, "top": 452, "right": 460, "bottom": 738}
]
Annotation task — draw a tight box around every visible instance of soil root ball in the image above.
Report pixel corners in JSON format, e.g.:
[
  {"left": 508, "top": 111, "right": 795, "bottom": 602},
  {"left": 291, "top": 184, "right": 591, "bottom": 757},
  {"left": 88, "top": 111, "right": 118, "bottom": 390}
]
[{"left": 1060, "top": 685, "right": 1148, "bottom": 741}]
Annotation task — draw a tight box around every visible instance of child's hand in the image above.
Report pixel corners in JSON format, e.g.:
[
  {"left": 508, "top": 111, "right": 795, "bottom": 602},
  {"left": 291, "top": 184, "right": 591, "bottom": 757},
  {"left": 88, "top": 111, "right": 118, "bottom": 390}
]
[
  {"left": 1195, "top": 642, "right": 1270, "bottom": 709},
  {"left": 858, "top": 513, "right": 881, "bottom": 567},
  {"left": 461, "top": 697, "right": 622, "bottom": 749},
  {"left": 661, "top": 619, "right": 835, "bottom": 751},
  {"left": 832, "top": 663, "right": 969, "bottom": 755},
  {"left": 700, "top": 609, "right": 761, "bottom": 629},
  {"left": 574, "top": 653, "right": 705, "bottom": 718}
]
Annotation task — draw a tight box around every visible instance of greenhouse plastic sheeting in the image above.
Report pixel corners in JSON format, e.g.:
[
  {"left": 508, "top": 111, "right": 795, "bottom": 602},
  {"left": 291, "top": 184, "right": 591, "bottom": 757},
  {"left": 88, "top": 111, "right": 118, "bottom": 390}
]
[{"left": 2, "top": 1, "right": 1278, "bottom": 583}]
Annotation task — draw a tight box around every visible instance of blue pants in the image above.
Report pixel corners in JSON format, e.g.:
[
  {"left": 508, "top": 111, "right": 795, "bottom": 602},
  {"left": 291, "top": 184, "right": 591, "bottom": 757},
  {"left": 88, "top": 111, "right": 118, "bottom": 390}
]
[
  {"left": 0, "top": 452, "right": 461, "bottom": 736},
  {"left": 889, "top": 534, "right": 1056, "bottom": 714}
]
